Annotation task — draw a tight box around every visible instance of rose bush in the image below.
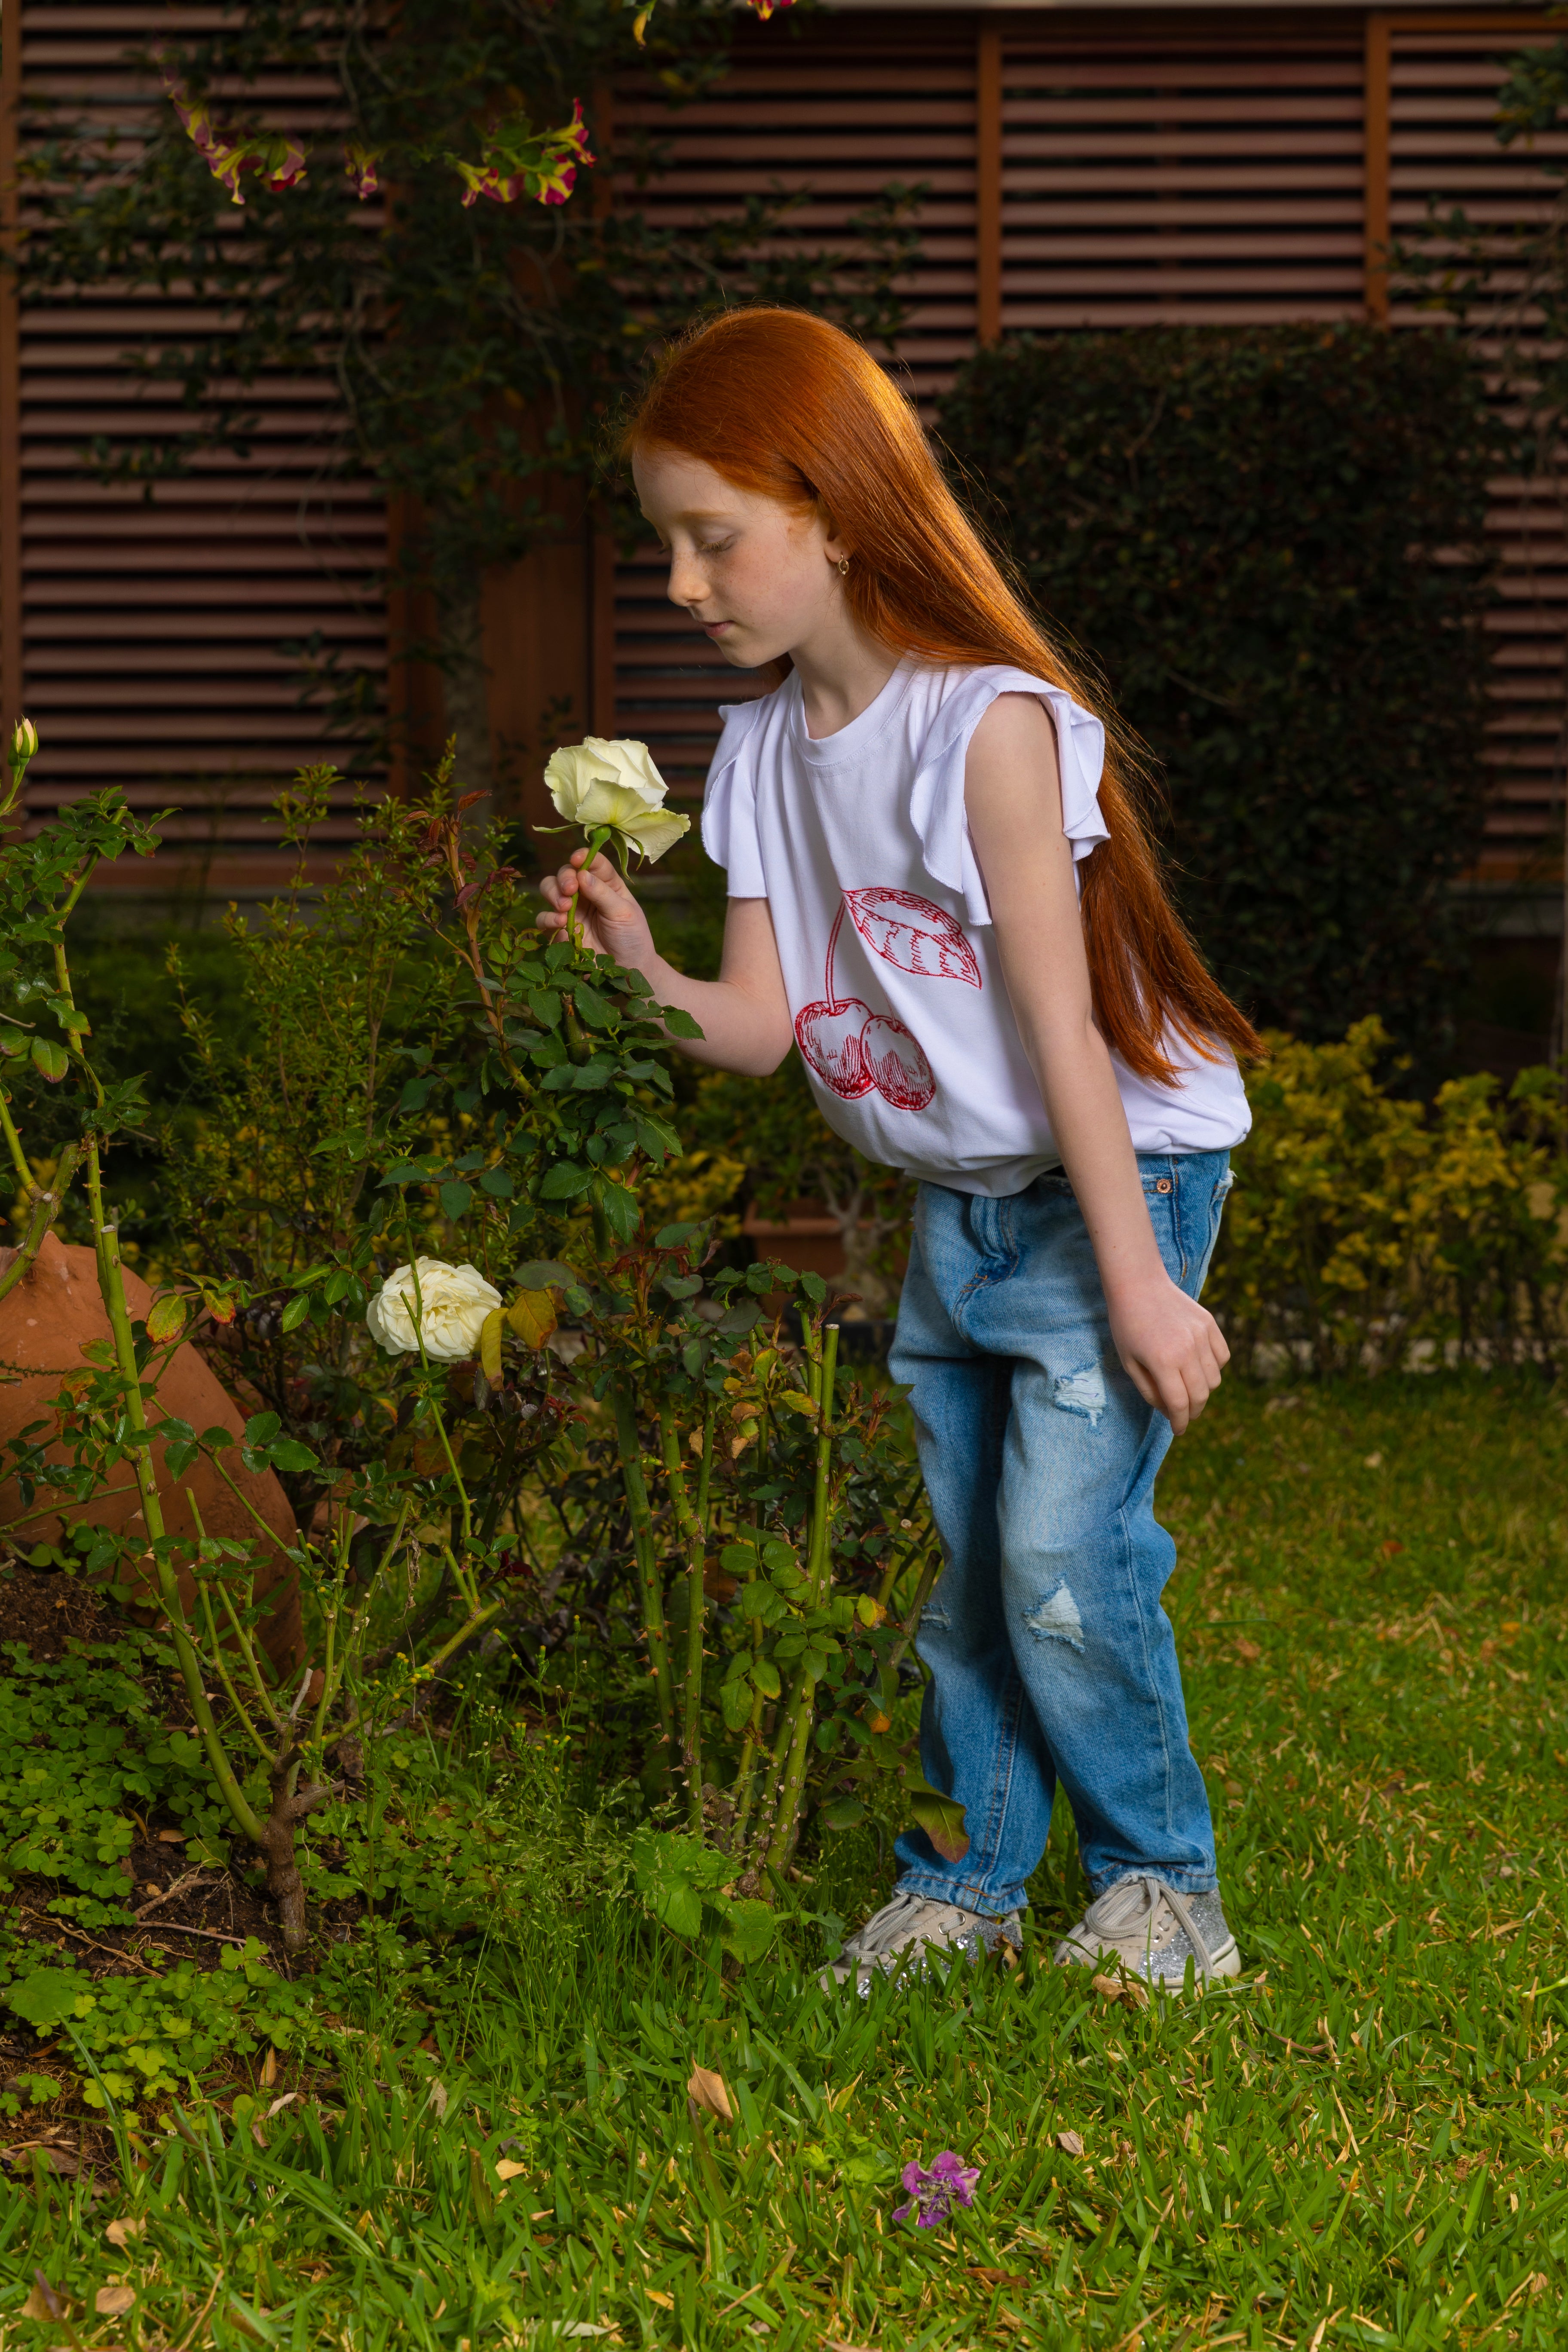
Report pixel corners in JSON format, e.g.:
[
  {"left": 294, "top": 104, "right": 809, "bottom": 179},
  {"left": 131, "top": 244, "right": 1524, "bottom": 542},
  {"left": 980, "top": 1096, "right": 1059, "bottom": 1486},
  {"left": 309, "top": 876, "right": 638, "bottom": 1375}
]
[{"left": 365, "top": 1258, "right": 503, "bottom": 1360}]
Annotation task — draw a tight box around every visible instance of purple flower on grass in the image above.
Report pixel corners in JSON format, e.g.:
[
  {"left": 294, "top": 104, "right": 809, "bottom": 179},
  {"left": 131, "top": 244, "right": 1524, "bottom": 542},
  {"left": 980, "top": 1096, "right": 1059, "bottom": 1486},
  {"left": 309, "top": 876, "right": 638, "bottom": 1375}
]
[{"left": 892, "top": 2150, "right": 981, "bottom": 2228}]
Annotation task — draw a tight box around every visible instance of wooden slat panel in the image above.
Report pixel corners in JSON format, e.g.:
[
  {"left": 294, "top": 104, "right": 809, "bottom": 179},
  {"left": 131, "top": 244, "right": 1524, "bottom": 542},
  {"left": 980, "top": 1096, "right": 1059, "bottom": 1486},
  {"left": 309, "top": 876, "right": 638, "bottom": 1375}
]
[
  {"left": 15, "top": 1, "right": 384, "bottom": 877},
  {"left": 1000, "top": 22, "right": 1367, "bottom": 328},
  {"left": 611, "top": 12, "right": 979, "bottom": 792},
  {"left": 1389, "top": 18, "right": 1562, "bottom": 873}
]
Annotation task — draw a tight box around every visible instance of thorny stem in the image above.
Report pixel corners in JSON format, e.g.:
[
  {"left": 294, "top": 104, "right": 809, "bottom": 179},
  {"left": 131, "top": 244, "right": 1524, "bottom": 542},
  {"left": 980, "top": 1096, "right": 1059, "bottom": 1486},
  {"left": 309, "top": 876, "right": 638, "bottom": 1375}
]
[
  {"left": 196, "top": 1582, "right": 275, "bottom": 1765},
  {"left": 86, "top": 1142, "right": 265, "bottom": 1848},
  {"left": 187, "top": 1487, "right": 284, "bottom": 1735},
  {"left": 662, "top": 1404, "right": 713, "bottom": 1832},
  {"left": 0, "top": 1137, "right": 78, "bottom": 1310},
  {"left": 762, "top": 1323, "right": 839, "bottom": 1874},
  {"left": 617, "top": 1381, "right": 672, "bottom": 1775}
]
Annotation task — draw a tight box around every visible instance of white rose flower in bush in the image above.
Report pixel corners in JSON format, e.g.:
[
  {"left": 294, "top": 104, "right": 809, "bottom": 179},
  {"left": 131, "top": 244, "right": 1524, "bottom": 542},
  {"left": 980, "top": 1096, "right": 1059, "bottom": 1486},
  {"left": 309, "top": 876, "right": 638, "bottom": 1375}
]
[
  {"left": 365, "top": 1258, "right": 502, "bottom": 1360},
  {"left": 542, "top": 736, "right": 690, "bottom": 864}
]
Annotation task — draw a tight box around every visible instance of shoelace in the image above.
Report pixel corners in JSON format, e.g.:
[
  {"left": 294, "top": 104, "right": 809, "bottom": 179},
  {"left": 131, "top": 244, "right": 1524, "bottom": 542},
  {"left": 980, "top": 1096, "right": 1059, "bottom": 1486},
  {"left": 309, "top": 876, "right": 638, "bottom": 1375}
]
[
  {"left": 1083, "top": 1874, "right": 1219, "bottom": 1975},
  {"left": 850, "top": 1893, "right": 967, "bottom": 1959}
]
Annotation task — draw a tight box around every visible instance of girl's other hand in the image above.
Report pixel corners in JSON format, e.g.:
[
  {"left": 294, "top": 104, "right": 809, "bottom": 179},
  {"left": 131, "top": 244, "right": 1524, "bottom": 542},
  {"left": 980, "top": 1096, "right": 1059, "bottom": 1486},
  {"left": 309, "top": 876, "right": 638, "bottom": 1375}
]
[
  {"left": 537, "top": 848, "right": 658, "bottom": 973},
  {"left": 1108, "top": 1277, "right": 1229, "bottom": 1436}
]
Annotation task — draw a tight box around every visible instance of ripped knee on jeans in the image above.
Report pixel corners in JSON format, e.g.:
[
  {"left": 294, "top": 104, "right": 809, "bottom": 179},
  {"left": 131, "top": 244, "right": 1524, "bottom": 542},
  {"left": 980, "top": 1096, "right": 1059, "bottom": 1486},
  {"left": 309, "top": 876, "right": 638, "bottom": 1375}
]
[
  {"left": 1052, "top": 1361, "right": 1106, "bottom": 1426},
  {"left": 1022, "top": 1578, "right": 1085, "bottom": 1652}
]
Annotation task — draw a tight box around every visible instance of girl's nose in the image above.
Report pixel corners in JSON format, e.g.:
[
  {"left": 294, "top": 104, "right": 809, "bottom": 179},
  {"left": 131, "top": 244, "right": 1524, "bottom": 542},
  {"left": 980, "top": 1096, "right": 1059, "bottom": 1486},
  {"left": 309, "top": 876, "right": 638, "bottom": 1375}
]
[{"left": 667, "top": 551, "right": 707, "bottom": 609}]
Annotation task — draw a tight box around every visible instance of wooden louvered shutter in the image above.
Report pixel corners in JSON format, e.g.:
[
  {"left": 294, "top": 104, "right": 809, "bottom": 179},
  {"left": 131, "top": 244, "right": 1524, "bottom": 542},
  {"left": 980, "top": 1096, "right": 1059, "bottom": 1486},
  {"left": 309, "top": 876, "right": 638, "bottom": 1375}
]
[
  {"left": 2, "top": 3, "right": 384, "bottom": 892},
  {"left": 608, "top": 13, "right": 981, "bottom": 802},
  {"left": 1375, "top": 13, "right": 1563, "bottom": 882}
]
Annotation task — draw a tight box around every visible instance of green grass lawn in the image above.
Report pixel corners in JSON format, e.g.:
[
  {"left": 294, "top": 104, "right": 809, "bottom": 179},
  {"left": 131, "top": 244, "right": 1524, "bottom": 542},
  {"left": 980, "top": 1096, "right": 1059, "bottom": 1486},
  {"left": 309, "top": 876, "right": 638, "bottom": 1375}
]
[{"left": 5, "top": 1372, "right": 1567, "bottom": 2350}]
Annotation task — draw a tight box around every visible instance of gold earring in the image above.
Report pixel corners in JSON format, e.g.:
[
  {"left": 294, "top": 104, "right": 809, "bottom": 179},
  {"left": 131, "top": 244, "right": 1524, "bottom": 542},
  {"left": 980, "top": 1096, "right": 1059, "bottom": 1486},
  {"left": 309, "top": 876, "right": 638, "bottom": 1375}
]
[{"left": 837, "top": 555, "right": 851, "bottom": 577}]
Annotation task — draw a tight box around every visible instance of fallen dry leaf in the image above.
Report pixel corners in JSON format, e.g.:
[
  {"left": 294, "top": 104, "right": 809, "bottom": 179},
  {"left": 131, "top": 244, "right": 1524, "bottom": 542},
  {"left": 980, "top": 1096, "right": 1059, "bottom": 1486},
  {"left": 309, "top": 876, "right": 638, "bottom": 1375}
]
[
  {"left": 426, "top": 2079, "right": 449, "bottom": 2120},
  {"left": 21, "top": 2272, "right": 64, "bottom": 2321},
  {"left": 646, "top": 2289, "right": 675, "bottom": 2310},
  {"left": 266, "top": 2093, "right": 300, "bottom": 2120},
  {"left": 823, "top": 2340, "right": 879, "bottom": 2352},
  {"left": 156, "top": 1829, "right": 185, "bottom": 1844},
  {"left": 969, "top": 2266, "right": 1027, "bottom": 2289},
  {"left": 686, "top": 2064, "right": 734, "bottom": 2124},
  {"left": 104, "top": 2218, "right": 145, "bottom": 2251},
  {"left": 495, "top": 2159, "right": 529, "bottom": 2180},
  {"left": 1233, "top": 1636, "right": 1262, "bottom": 1665},
  {"left": 1056, "top": 2129, "right": 1084, "bottom": 2158},
  {"left": 1379, "top": 1539, "right": 1405, "bottom": 1559},
  {"left": 1090, "top": 1972, "right": 1150, "bottom": 2012},
  {"left": 259, "top": 2047, "right": 278, "bottom": 2089},
  {"left": 95, "top": 2285, "right": 136, "bottom": 2317}
]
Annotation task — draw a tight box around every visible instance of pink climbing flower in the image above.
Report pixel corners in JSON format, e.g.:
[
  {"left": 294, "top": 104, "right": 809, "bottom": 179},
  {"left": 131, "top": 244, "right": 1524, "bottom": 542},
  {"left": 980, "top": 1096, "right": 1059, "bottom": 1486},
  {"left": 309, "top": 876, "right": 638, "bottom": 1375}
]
[{"left": 892, "top": 2150, "right": 981, "bottom": 2228}]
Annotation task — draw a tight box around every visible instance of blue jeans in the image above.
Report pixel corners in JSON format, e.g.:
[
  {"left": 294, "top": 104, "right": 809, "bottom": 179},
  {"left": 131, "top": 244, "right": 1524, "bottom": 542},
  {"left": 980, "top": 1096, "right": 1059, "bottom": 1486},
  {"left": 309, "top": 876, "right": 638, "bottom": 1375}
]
[{"left": 888, "top": 1150, "right": 1234, "bottom": 1917}]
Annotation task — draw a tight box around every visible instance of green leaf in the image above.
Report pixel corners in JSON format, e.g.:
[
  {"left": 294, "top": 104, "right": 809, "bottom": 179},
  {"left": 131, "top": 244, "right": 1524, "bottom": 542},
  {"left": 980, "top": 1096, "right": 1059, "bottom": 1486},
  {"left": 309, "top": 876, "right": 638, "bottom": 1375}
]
[
  {"left": 527, "top": 989, "right": 562, "bottom": 1028},
  {"left": 267, "top": 1438, "right": 319, "bottom": 1473},
  {"left": 479, "top": 1308, "right": 504, "bottom": 1390},
  {"left": 819, "top": 1795, "right": 866, "bottom": 1831},
  {"left": 513, "top": 1259, "right": 577, "bottom": 1289},
  {"left": 717, "top": 1898, "right": 775, "bottom": 1964},
  {"left": 595, "top": 1179, "right": 640, "bottom": 1242},
  {"left": 243, "top": 1413, "right": 282, "bottom": 1447},
  {"left": 776, "top": 1390, "right": 819, "bottom": 1419},
  {"left": 720, "top": 1680, "right": 753, "bottom": 1733},
  {"left": 655, "top": 1221, "right": 704, "bottom": 1249},
  {"left": 571, "top": 980, "right": 614, "bottom": 1030},
  {"left": 3, "top": 1966, "right": 84, "bottom": 2029},
  {"left": 29, "top": 1038, "right": 69, "bottom": 1083},
  {"left": 145, "top": 1293, "right": 188, "bottom": 1345},
  {"left": 751, "top": 1653, "right": 782, "bottom": 1697},
  {"left": 478, "top": 1167, "right": 514, "bottom": 1197},
  {"left": 439, "top": 1181, "right": 473, "bottom": 1221},
  {"left": 505, "top": 1288, "right": 557, "bottom": 1350},
  {"left": 718, "top": 1298, "right": 763, "bottom": 1335},
  {"left": 905, "top": 1770, "right": 970, "bottom": 1863},
  {"left": 662, "top": 1005, "right": 704, "bottom": 1040},
  {"left": 539, "top": 1162, "right": 593, "bottom": 1200},
  {"left": 279, "top": 1292, "right": 312, "bottom": 1334}
]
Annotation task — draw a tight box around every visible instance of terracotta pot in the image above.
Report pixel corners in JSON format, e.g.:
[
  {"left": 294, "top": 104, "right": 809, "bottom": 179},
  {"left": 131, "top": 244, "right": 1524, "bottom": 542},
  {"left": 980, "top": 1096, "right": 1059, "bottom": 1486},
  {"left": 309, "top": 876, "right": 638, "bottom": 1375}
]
[{"left": 0, "top": 1231, "right": 303, "bottom": 1676}]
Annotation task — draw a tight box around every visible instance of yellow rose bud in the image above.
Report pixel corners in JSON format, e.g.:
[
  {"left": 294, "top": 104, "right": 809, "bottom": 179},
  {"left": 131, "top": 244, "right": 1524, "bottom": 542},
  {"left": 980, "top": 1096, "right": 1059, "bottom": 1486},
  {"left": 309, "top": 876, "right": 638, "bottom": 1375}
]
[{"left": 9, "top": 717, "right": 37, "bottom": 766}]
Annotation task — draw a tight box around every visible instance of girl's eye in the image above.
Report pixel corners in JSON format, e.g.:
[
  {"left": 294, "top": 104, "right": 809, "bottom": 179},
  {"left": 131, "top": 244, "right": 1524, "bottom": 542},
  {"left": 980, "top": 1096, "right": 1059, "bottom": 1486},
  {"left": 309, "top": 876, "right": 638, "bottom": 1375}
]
[{"left": 696, "top": 538, "right": 732, "bottom": 556}]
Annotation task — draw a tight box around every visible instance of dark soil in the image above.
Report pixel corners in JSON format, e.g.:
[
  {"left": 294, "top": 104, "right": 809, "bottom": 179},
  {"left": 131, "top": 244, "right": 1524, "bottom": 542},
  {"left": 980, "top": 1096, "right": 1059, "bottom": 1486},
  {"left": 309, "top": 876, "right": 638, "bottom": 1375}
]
[{"left": 0, "top": 1557, "right": 124, "bottom": 1660}]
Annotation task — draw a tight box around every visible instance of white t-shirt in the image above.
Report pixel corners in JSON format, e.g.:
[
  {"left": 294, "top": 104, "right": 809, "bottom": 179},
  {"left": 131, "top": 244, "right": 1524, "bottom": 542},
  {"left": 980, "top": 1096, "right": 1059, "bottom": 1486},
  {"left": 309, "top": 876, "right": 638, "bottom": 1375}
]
[{"left": 701, "top": 658, "right": 1251, "bottom": 1199}]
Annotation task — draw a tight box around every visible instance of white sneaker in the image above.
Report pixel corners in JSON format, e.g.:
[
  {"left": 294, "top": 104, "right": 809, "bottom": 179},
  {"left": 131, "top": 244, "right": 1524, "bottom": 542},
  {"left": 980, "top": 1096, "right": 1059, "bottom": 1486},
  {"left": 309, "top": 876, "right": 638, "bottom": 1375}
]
[
  {"left": 825, "top": 1888, "right": 1023, "bottom": 1995},
  {"left": 1054, "top": 1876, "right": 1240, "bottom": 1986}
]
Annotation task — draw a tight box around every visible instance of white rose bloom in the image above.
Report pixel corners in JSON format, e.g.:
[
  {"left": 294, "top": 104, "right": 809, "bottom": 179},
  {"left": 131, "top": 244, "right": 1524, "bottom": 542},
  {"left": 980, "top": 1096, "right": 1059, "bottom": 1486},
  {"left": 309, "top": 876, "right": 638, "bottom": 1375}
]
[
  {"left": 365, "top": 1258, "right": 502, "bottom": 1361},
  {"left": 543, "top": 736, "right": 690, "bottom": 864}
]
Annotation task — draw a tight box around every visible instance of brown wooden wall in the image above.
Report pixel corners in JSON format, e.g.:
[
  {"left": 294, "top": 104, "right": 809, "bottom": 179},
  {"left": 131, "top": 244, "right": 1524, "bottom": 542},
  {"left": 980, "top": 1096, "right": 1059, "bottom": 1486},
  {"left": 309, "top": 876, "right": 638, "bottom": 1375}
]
[{"left": 0, "top": 5, "right": 1562, "bottom": 891}]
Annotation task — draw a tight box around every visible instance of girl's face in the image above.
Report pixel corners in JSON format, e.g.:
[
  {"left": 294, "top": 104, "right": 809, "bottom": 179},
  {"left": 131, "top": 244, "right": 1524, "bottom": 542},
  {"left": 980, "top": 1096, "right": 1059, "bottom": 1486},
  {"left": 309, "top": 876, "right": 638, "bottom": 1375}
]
[{"left": 632, "top": 446, "right": 849, "bottom": 670}]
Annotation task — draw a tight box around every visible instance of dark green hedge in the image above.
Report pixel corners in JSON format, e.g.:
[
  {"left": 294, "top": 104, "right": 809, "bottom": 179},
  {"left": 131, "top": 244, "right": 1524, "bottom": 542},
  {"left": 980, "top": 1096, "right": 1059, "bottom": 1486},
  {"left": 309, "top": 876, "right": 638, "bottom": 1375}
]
[{"left": 937, "top": 325, "right": 1502, "bottom": 1050}]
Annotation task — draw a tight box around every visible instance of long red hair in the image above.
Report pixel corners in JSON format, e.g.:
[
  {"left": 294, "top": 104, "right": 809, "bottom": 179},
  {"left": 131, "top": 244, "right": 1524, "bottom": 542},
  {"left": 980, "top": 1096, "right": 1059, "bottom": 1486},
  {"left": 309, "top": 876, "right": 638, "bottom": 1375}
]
[{"left": 624, "top": 306, "right": 1263, "bottom": 1082}]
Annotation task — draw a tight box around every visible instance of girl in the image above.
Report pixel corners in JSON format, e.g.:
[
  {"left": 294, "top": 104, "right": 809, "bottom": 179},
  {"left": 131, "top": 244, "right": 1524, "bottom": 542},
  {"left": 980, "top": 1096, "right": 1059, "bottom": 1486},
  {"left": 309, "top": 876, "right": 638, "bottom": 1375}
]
[{"left": 540, "top": 308, "right": 1262, "bottom": 1990}]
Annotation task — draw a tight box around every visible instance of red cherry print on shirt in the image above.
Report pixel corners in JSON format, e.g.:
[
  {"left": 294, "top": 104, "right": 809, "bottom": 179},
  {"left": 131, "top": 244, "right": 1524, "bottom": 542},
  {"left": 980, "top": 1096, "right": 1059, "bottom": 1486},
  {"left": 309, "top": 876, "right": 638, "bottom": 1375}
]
[
  {"left": 860, "top": 1012, "right": 935, "bottom": 1112},
  {"left": 794, "top": 996, "right": 876, "bottom": 1099}
]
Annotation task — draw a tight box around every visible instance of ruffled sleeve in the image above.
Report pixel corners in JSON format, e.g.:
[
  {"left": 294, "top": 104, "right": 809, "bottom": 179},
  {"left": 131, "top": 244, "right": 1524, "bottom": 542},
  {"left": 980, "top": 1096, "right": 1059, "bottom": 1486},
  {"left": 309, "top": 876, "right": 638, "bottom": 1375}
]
[
  {"left": 700, "top": 698, "right": 771, "bottom": 897},
  {"left": 907, "top": 667, "right": 1110, "bottom": 927}
]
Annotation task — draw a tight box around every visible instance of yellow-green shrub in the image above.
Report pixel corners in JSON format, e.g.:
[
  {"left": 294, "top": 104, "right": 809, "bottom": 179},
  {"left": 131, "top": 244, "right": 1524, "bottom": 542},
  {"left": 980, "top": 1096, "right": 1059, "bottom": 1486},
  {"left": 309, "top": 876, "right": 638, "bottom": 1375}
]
[{"left": 1210, "top": 1020, "right": 1568, "bottom": 1375}]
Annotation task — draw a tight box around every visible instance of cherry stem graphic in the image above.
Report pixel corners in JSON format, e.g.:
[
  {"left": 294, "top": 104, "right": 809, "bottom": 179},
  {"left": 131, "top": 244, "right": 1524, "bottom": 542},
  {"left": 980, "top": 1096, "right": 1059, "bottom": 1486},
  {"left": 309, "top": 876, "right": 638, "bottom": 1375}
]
[{"left": 823, "top": 897, "right": 848, "bottom": 1011}]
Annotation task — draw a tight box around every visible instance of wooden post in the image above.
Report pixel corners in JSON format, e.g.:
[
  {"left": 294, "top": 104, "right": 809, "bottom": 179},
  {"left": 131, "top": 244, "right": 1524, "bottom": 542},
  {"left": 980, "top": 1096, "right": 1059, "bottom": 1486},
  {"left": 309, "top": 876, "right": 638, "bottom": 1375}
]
[
  {"left": 976, "top": 17, "right": 1002, "bottom": 347},
  {"left": 0, "top": 0, "right": 24, "bottom": 740},
  {"left": 1364, "top": 12, "right": 1391, "bottom": 322}
]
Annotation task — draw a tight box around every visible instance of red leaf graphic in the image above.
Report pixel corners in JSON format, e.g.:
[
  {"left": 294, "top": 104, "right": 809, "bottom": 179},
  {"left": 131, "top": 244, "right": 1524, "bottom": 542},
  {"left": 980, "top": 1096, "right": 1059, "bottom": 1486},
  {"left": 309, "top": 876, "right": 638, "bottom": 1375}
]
[{"left": 844, "top": 888, "right": 981, "bottom": 988}]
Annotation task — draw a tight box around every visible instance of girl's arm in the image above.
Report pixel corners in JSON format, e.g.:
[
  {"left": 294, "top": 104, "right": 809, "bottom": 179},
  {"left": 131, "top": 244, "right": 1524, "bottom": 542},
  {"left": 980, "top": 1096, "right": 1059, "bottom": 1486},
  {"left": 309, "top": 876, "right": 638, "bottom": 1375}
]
[
  {"left": 537, "top": 846, "right": 795, "bottom": 1076},
  {"left": 964, "top": 692, "right": 1229, "bottom": 1434}
]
